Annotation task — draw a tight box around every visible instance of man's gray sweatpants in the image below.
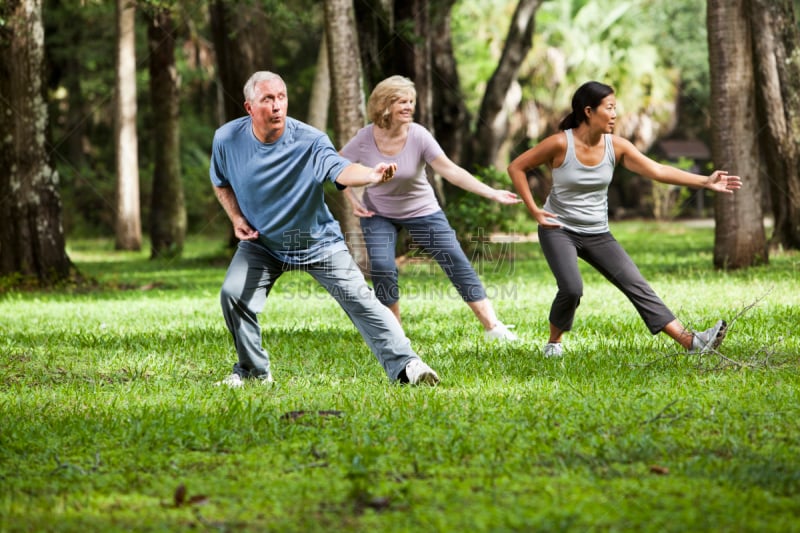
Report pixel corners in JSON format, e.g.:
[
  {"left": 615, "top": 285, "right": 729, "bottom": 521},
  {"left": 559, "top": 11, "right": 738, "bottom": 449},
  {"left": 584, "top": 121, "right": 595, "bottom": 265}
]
[{"left": 219, "top": 241, "right": 419, "bottom": 381}]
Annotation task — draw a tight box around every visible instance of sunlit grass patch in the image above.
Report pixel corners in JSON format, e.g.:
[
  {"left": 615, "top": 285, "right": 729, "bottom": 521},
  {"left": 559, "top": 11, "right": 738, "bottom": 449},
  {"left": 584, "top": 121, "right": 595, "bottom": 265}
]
[{"left": 2, "top": 221, "right": 799, "bottom": 531}]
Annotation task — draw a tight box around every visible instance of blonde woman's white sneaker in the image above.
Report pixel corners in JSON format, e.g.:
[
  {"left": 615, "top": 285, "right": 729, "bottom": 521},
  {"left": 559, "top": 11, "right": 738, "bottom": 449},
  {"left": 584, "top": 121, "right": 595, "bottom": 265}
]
[{"left": 485, "top": 323, "right": 519, "bottom": 342}]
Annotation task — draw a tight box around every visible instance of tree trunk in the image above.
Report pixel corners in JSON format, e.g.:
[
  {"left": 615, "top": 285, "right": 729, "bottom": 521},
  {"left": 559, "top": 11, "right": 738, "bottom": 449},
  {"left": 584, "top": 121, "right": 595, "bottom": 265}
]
[
  {"left": 146, "top": 7, "right": 186, "bottom": 259},
  {"left": 323, "top": 0, "right": 369, "bottom": 271},
  {"left": 209, "top": 0, "right": 273, "bottom": 248},
  {"left": 307, "top": 29, "right": 330, "bottom": 131},
  {"left": 749, "top": 0, "right": 800, "bottom": 251},
  {"left": 469, "top": 0, "right": 541, "bottom": 171},
  {"left": 353, "top": 0, "right": 393, "bottom": 91},
  {"left": 393, "top": 0, "right": 433, "bottom": 130},
  {"left": 0, "top": 0, "right": 73, "bottom": 284},
  {"left": 430, "top": 0, "right": 468, "bottom": 167},
  {"left": 707, "top": 0, "right": 768, "bottom": 268},
  {"left": 392, "top": 0, "right": 447, "bottom": 205},
  {"left": 429, "top": 0, "right": 470, "bottom": 206},
  {"left": 209, "top": 0, "right": 273, "bottom": 124},
  {"left": 114, "top": 0, "right": 141, "bottom": 251},
  {"left": 352, "top": 2, "right": 437, "bottom": 128}
]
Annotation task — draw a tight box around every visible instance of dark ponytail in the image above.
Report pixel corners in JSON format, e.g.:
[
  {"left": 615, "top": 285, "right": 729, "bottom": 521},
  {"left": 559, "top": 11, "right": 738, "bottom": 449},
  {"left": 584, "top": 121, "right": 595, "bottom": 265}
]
[{"left": 558, "top": 81, "right": 615, "bottom": 130}]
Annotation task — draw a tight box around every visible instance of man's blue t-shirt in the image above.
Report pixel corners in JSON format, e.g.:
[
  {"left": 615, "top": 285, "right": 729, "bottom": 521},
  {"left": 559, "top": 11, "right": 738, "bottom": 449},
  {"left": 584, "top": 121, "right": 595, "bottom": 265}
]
[{"left": 210, "top": 116, "right": 351, "bottom": 264}]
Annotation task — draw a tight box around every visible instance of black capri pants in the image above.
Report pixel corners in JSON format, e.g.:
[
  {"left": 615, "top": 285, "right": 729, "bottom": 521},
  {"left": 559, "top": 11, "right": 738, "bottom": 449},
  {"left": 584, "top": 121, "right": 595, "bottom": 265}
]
[{"left": 537, "top": 226, "right": 676, "bottom": 334}]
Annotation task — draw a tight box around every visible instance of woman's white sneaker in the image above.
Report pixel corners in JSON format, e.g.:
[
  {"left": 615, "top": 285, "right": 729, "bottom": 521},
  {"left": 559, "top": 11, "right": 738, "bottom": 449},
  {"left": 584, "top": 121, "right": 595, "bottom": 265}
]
[
  {"left": 690, "top": 320, "right": 727, "bottom": 353},
  {"left": 543, "top": 342, "right": 563, "bottom": 358},
  {"left": 485, "top": 323, "right": 519, "bottom": 342}
]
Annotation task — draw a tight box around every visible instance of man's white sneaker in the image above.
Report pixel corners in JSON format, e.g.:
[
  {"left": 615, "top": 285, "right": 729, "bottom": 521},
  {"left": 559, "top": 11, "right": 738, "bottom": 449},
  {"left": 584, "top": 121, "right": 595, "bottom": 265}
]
[
  {"left": 690, "top": 320, "right": 727, "bottom": 354},
  {"left": 404, "top": 359, "right": 440, "bottom": 386},
  {"left": 216, "top": 373, "right": 244, "bottom": 388},
  {"left": 485, "top": 323, "right": 519, "bottom": 342},
  {"left": 543, "top": 342, "right": 563, "bottom": 358},
  {"left": 256, "top": 373, "right": 275, "bottom": 384},
  {"left": 216, "top": 372, "right": 273, "bottom": 387}
]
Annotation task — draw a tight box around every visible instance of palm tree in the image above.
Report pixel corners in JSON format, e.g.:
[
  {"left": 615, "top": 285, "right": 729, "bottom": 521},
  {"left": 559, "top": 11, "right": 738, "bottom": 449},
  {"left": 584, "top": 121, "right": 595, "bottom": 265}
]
[{"left": 523, "top": 0, "right": 677, "bottom": 147}]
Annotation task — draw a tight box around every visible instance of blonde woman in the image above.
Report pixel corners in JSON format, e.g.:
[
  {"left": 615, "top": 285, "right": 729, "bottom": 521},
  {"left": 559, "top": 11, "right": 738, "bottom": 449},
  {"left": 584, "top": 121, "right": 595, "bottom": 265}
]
[{"left": 340, "top": 75, "right": 521, "bottom": 341}]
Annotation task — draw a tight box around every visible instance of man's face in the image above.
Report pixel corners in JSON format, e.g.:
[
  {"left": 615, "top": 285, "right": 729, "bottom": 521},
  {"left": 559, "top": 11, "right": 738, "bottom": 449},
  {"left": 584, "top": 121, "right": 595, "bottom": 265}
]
[{"left": 245, "top": 78, "right": 288, "bottom": 142}]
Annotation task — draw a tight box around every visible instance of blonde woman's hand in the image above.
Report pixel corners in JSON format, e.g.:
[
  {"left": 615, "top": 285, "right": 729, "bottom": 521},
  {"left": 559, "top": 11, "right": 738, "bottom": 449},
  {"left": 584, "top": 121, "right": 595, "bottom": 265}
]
[
  {"left": 490, "top": 189, "right": 523, "bottom": 205},
  {"left": 352, "top": 199, "right": 374, "bottom": 218}
]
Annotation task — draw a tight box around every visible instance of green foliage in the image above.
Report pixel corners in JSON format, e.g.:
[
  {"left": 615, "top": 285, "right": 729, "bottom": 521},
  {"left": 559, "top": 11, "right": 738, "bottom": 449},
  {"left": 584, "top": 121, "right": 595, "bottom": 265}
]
[
  {"left": 451, "top": 0, "right": 709, "bottom": 145},
  {"left": 451, "top": 0, "right": 519, "bottom": 115},
  {"left": 443, "top": 166, "right": 534, "bottom": 254},
  {"left": 649, "top": 156, "right": 699, "bottom": 220},
  {"left": 640, "top": 0, "right": 710, "bottom": 136},
  {"left": 2, "top": 222, "right": 799, "bottom": 531},
  {"left": 44, "top": 0, "right": 323, "bottom": 240},
  {"left": 527, "top": 0, "right": 677, "bottom": 132}
]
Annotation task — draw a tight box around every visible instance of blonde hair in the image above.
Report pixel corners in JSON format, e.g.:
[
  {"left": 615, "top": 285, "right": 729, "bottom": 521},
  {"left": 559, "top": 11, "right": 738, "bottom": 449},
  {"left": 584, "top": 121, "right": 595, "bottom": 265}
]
[
  {"left": 243, "top": 71, "right": 285, "bottom": 103},
  {"left": 367, "top": 75, "right": 416, "bottom": 129}
]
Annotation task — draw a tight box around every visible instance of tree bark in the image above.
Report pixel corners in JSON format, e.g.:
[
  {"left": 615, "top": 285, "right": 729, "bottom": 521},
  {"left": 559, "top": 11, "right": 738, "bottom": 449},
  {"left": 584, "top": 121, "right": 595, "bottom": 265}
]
[
  {"left": 114, "top": 0, "right": 142, "bottom": 251},
  {"left": 393, "top": 0, "right": 433, "bottom": 130},
  {"left": 355, "top": 1, "right": 433, "bottom": 125},
  {"left": 749, "top": 0, "right": 800, "bottom": 250},
  {"left": 209, "top": 0, "right": 273, "bottom": 248},
  {"left": 353, "top": 0, "right": 392, "bottom": 91},
  {"left": 0, "top": 0, "right": 72, "bottom": 284},
  {"left": 209, "top": 0, "right": 273, "bottom": 124},
  {"left": 307, "top": 29, "right": 330, "bottom": 131},
  {"left": 707, "top": 0, "right": 768, "bottom": 268},
  {"left": 146, "top": 7, "right": 186, "bottom": 259},
  {"left": 430, "top": 0, "right": 468, "bottom": 167},
  {"left": 469, "top": 0, "right": 541, "bottom": 171},
  {"left": 323, "top": 0, "right": 369, "bottom": 270}
]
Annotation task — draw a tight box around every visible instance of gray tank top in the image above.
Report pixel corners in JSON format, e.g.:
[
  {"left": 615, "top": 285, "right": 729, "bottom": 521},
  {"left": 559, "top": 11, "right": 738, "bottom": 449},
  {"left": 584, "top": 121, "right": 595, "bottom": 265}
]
[{"left": 543, "top": 129, "right": 615, "bottom": 234}]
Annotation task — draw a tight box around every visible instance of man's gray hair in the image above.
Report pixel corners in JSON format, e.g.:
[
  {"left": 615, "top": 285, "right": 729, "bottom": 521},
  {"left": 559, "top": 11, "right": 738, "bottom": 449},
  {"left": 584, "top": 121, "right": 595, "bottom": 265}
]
[{"left": 243, "top": 71, "right": 285, "bottom": 103}]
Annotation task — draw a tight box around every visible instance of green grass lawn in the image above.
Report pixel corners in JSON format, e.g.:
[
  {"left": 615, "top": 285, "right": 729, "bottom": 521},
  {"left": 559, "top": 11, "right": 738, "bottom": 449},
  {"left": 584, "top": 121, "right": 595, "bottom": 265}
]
[{"left": 1, "top": 221, "right": 798, "bottom": 532}]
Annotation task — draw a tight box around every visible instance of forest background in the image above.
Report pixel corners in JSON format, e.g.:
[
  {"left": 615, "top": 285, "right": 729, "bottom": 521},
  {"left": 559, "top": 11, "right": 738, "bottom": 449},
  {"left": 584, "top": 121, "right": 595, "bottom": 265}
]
[
  {"left": 49, "top": 0, "right": 713, "bottom": 241},
  {"left": 2, "top": 2, "right": 800, "bottom": 530},
  {"left": 2, "top": 0, "right": 800, "bottom": 286}
]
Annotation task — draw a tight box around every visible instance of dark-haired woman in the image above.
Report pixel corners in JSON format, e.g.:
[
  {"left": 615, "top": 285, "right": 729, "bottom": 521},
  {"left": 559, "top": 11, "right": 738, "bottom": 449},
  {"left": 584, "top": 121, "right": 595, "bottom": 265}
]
[{"left": 507, "top": 81, "right": 742, "bottom": 357}]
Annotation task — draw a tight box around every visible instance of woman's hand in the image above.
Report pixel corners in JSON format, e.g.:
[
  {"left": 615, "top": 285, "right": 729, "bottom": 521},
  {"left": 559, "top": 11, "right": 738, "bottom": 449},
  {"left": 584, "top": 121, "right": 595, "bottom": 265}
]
[
  {"left": 351, "top": 199, "right": 374, "bottom": 218},
  {"left": 489, "top": 189, "right": 523, "bottom": 205},
  {"left": 343, "top": 187, "right": 374, "bottom": 218},
  {"left": 706, "top": 170, "right": 742, "bottom": 194},
  {"left": 533, "top": 209, "right": 561, "bottom": 228}
]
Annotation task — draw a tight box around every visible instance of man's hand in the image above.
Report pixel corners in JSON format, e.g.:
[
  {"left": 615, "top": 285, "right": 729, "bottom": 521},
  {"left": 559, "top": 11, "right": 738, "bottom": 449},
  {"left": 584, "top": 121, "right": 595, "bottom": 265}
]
[
  {"left": 233, "top": 218, "right": 259, "bottom": 241},
  {"left": 380, "top": 163, "right": 395, "bottom": 183},
  {"left": 336, "top": 162, "right": 398, "bottom": 188},
  {"left": 370, "top": 162, "right": 397, "bottom": 185}
]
